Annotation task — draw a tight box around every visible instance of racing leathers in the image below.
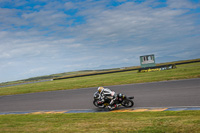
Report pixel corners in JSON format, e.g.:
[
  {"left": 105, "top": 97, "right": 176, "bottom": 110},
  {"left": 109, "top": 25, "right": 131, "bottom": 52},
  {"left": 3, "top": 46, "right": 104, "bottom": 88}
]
[{"left": 99, "top": 88, "right": 117, "bottom": 110}]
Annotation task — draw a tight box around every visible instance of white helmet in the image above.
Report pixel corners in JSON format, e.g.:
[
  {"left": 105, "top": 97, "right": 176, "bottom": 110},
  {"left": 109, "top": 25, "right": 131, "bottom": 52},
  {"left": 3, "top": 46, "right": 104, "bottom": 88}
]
[{"left": 98, "top": 87, "right": 104, "bottom": 93}]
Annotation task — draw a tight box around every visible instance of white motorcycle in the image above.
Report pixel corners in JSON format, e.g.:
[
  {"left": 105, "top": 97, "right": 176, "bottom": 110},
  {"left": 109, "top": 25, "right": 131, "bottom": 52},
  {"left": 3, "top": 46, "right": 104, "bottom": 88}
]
[{"left": 93, "top": 91, "right": 134, "bottom": 109}]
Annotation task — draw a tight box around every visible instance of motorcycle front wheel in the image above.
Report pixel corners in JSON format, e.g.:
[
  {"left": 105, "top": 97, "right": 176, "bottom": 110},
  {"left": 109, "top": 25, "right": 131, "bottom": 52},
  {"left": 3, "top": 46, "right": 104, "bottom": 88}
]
[
  {"left": 93, "top": 100, "right": 106, "bottom": 108},
  {"left": 123, "top": 99, "right": 134, "bottom": 107},
  {"left": 93, "top": 100, "right": 99, "bottom": 107}
]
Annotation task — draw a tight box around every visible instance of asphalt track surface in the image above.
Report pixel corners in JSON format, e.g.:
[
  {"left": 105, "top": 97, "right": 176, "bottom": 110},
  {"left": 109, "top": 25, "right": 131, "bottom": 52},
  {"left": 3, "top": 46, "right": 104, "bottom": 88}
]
[{"left": 0, "top": 78, "right": 200, "bottom": 113}]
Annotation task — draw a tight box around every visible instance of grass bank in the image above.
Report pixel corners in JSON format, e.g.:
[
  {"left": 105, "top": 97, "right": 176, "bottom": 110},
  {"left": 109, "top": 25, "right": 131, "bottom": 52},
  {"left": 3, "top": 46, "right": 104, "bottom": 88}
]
[
  {"left": 0, "top": 111, "right": 200, "bottom": 133},
  {"left": 0, "top": 62, "right": 200, "bottom": 96}
]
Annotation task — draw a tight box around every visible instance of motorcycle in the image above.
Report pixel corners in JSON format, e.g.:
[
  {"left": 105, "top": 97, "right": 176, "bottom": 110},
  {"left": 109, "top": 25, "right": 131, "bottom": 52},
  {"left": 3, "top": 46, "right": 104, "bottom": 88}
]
[{"left": 93, "top": 91, "right": 134, "bottom": 109}]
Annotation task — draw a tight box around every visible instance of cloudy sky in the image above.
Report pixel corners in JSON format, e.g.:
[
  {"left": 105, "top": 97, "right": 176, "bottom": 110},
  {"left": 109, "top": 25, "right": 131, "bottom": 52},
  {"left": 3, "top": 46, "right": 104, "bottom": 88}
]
[{"left": 0, "top": 0, "right": 200, "bottom": 83}]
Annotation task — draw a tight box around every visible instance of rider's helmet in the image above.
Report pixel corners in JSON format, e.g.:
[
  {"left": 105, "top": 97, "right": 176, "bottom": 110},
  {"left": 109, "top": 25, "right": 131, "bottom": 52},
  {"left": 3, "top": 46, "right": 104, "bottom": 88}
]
[{"left": 98, "top": 87, "right": 104, "bottom": 93}]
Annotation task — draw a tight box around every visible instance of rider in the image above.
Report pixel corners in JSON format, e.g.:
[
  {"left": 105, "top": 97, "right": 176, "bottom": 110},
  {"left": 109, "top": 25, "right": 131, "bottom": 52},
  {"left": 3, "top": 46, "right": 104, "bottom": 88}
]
[{"left": 97, "top": 87, "right": 118, "bottom": 110}]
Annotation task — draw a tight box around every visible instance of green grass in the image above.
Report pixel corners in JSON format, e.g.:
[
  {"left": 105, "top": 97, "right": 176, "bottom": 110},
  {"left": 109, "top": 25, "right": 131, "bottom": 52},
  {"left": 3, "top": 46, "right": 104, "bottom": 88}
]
[
  {"left": 0, "top": 111, "right": 200, "bottom": 133},
  {"left": 0, "top": 62, "right": 200, "bottom": 96},
  {"left": 1, "top": 62, "right": 200, "bottom": 133}
]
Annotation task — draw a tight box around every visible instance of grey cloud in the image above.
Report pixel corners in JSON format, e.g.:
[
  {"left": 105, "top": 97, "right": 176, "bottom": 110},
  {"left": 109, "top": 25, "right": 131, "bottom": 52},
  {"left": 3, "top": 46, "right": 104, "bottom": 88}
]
[
  {"left": 22, "top": 10, "right": 68, "bottom": 27},
  {"left": 72, "top": 1, "right": 196, "bottom": 48},
  {"left": 64, "top": 2, "right": 78, "bottom": 9},
  {"left": 167, "top": 0, "right": 199, "bottom": 9}
]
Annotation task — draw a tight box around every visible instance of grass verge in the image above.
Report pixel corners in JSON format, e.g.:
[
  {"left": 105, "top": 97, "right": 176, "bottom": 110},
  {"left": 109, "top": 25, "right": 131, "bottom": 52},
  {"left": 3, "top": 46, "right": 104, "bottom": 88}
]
[
  {"left": 0, "top": 111, "right": 200, "bottom": 133},
  {"left": 0, "top": 62, "right": 200, "bottom": 96}
]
